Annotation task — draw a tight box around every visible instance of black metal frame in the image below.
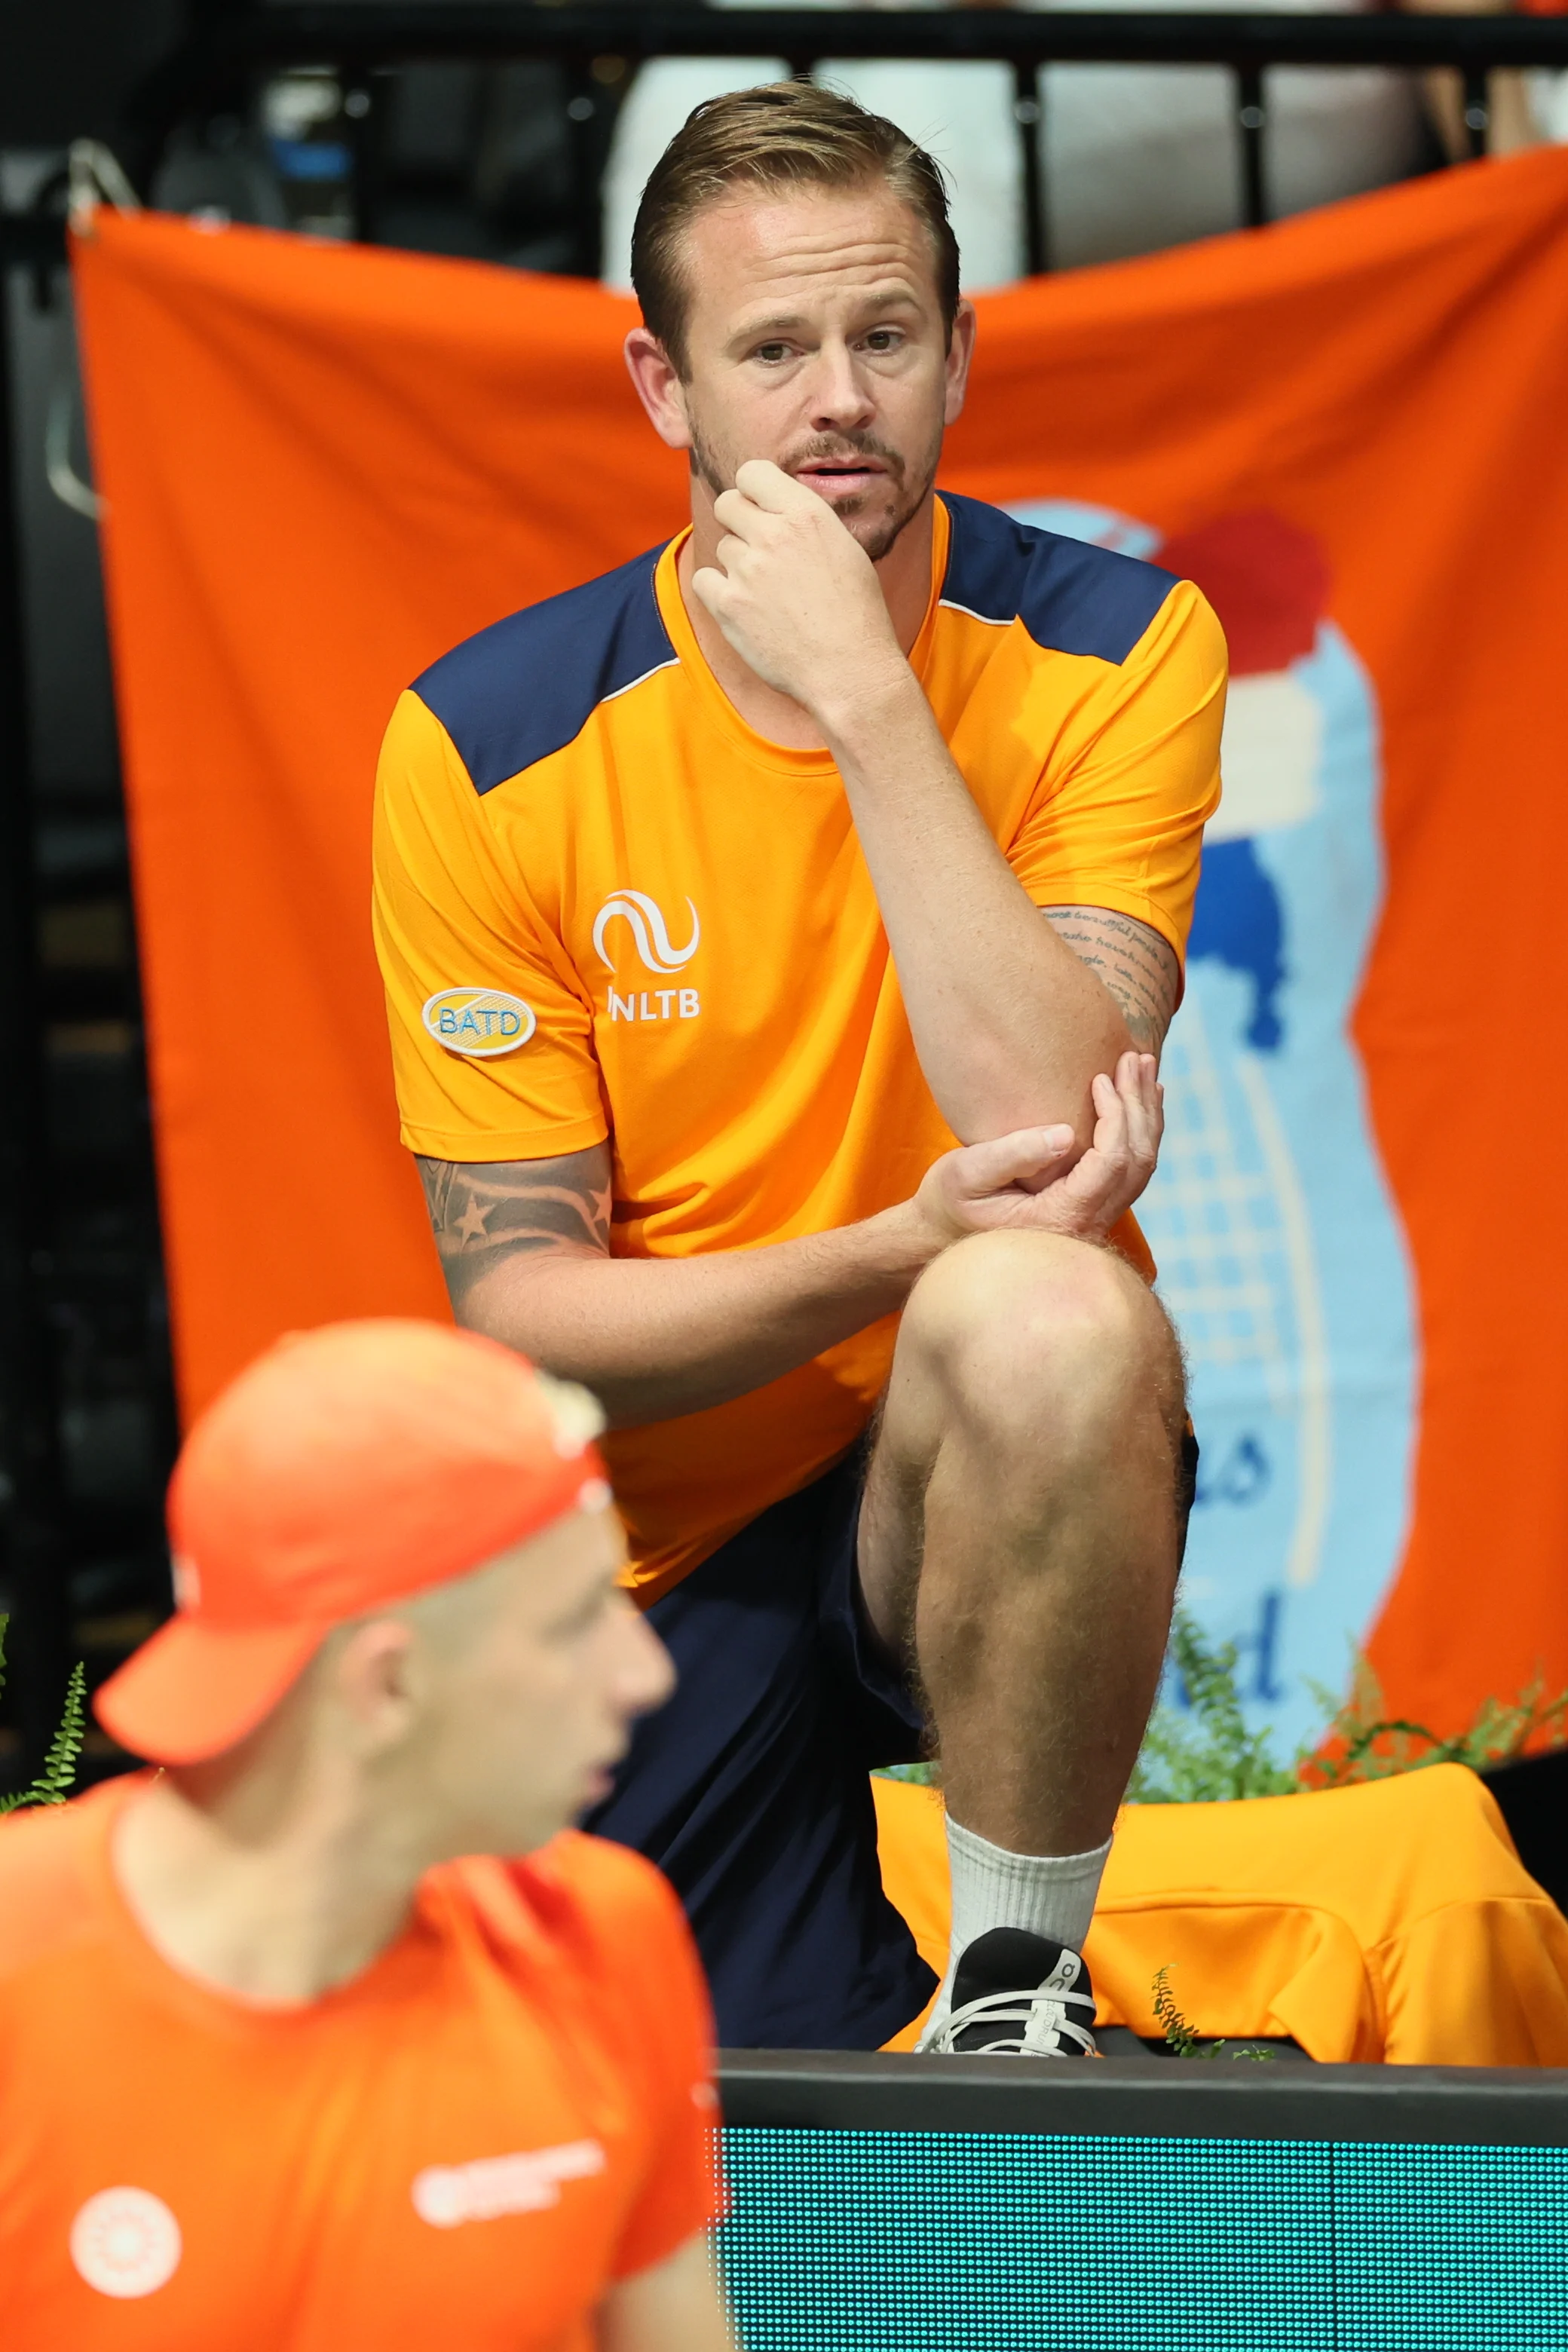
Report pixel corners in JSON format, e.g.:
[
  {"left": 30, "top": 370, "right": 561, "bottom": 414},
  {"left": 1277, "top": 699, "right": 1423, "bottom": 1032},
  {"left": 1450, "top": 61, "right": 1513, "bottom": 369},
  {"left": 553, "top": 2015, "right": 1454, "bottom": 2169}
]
[
  {"left": 3, "top": 6, "right": 1568, "bottom": 1765},
  {"left": 126, "top": 7, "right": 1568, "bottom": 268},
  {"left": 0, "top": 222, "right": 73, "bottom": 1778},
  {"left": 719, "top": 2049, "right": 1568, "bottom": 2145}
]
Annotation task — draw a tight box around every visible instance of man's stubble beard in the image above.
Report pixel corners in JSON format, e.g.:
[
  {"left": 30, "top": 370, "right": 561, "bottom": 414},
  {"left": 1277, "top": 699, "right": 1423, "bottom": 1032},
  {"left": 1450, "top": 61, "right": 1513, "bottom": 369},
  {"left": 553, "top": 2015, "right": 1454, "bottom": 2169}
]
[{"left": 688, "top": 414, "right": 944, "bottom": 566}]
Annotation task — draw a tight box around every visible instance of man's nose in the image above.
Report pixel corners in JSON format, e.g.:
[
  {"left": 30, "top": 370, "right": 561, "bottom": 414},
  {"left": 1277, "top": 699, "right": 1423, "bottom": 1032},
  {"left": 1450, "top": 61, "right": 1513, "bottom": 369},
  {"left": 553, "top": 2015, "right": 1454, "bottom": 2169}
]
[
  {"left": 613, "top": 1600, "right": 677, "bottom": 1722},
  {"left": 806, "top": 339, "right": 875, "bottom": 433}
]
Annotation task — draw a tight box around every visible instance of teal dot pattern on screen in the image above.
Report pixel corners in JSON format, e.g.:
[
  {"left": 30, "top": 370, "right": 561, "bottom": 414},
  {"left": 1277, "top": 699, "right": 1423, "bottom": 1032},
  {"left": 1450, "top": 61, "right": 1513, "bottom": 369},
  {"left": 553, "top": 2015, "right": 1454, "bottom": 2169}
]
[{"left": 718, "top": 2128, "right": 1568, "bottom": 2350}]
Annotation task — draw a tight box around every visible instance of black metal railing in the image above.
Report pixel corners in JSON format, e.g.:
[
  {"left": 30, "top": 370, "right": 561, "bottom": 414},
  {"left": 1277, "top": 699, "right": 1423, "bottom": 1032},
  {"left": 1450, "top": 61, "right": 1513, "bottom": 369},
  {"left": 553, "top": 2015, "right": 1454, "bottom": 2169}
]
[
  {"left": 122, "top": 5, "right": 1568, "bottom": 267},
  {"left": 2, "top": 10, "right": 1566, "bottom": 307}
]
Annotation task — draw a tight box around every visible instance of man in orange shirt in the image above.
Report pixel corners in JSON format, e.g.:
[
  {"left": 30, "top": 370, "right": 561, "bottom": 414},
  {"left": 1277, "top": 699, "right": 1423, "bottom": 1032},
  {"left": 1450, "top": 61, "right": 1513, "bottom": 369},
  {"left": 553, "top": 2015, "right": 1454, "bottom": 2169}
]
[
  {"left": 0, "top": 1321, "right": 731, "bottom": 2350},
  {"left": 375, "top": 85, "right": 1223, "bottom": 2054}
]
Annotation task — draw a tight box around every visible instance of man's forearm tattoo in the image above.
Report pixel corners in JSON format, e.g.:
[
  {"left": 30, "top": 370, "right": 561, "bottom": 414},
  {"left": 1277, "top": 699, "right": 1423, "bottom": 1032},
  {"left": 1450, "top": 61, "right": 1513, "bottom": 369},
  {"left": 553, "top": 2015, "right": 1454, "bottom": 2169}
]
[
  {"left": 416, "top": 1154, "right": 611, "bottom": 1312},
  {"left": 1043, "top": 904, "right": 1181, "bottom": 1057}
]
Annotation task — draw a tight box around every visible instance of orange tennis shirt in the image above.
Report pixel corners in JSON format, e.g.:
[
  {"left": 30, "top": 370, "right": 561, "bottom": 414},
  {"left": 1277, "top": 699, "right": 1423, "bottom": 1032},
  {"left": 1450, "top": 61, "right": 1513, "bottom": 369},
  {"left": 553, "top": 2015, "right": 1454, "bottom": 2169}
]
[
  {"left": 374, "top": 492, "right": 1225, "bottom": 1601},
  {"left": 0, "top": 1780, "right": 720, "bottom": 2350}
]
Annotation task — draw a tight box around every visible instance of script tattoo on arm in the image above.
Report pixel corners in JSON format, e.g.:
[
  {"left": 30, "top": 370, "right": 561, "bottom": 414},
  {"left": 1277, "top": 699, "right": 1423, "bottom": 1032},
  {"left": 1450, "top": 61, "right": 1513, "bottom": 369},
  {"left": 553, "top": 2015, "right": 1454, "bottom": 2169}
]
[
  {"left": 1043, "top": 904, "right": 1182, "bottom": 1058},
  {"left": 416, "top": 1144, "right": 612, "bottom": 1318}
]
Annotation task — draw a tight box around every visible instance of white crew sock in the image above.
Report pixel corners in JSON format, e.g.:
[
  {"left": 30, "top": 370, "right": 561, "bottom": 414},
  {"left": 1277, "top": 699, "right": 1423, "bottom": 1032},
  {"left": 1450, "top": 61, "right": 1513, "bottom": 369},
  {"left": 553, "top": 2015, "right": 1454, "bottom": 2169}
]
[{"left": 924, "top": 1818, "right": 1113, "bottom": 2037}]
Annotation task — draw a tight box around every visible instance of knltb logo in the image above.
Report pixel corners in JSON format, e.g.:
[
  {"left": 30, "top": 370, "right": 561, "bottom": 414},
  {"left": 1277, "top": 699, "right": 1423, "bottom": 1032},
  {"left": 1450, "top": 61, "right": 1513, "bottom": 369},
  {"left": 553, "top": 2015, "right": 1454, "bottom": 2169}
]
[{"left": 593, "top": 890, "right": 701, "bottom": 1024}]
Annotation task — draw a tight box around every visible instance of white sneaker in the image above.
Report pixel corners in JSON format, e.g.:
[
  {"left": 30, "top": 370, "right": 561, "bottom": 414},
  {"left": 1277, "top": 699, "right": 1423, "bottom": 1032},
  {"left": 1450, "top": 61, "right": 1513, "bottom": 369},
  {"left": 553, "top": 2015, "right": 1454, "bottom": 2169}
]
[{"left": 922, "top": 1928, "right": 1099, "bottom": 2057}]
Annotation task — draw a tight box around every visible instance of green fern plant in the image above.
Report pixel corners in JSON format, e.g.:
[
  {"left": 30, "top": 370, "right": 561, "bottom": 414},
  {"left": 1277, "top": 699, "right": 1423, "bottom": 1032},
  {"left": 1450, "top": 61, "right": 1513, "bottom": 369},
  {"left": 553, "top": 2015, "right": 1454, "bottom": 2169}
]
[
  {"left": 877, "top": 1610, "right": 1568, "bottom": 1808},
  {"left": 0, "top": 1614, "right": 87, "bottom": 1813},
  {"left": 1151, "top": 1963, "right": 1199, "bottom": 2055},
  {"left": 1150, "top": 1963, "right": 1274, "bottom": 2061},
  {"left": 1129, "top": 1610, "right": 1568, "bottom": 1805},
  {"left": 1297, "top": 1653, "right": 1568, "bottom": 1790},
  {"left": 1128, "top": 1613, "right": 1298, "bottom": 1804}
]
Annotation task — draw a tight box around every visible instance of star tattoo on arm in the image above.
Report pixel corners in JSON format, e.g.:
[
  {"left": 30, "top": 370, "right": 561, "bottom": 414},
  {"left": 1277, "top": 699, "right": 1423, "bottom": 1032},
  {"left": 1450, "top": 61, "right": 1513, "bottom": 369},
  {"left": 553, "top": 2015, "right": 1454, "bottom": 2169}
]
[
  {"left": 416, "top": 1144, "right": 612, "bottom": 1318},
  {"left": 453, "top": 1195, "right": 491, "bottom": 1245},
  {"left": 1043, "top": 904, "right": 1182, "bottom": 1058}
]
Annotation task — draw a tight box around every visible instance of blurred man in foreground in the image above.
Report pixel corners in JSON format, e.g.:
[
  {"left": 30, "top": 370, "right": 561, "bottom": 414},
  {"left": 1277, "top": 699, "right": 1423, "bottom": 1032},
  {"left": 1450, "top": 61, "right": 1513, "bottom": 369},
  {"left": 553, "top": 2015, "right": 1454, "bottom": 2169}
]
[{"left": 0, "top": 1319, "right": 732, "bottom": 2352}]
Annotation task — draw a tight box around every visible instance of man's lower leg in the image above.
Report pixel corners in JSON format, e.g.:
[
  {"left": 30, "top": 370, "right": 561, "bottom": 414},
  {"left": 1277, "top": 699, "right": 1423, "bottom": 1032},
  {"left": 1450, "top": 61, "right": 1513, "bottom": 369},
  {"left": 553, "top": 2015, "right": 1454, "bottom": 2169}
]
[
  {"left": 865, "top": 1233, "right": 1185, "bottom": 2049},
  {"left": 917, "top": 1392, "right": 1178, "bottom": 2041}
]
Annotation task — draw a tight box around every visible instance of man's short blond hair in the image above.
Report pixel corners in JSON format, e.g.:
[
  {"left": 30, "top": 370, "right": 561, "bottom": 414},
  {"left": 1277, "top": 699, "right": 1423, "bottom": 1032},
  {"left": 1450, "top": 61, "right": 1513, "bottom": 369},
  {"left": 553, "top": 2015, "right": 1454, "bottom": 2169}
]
[{"left": 629, "top": 81, "right": 961, "bottom": 378}]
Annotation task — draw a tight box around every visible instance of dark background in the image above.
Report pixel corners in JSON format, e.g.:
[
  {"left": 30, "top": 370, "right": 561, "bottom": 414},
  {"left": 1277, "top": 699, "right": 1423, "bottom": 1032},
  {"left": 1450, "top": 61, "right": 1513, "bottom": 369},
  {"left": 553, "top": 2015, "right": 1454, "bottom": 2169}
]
[
  {"left": 0, "top": 4, "right": 186, "bottom": 149},
  {"left": 0, "top": 0, "right": 632, "bottom": 1793}
]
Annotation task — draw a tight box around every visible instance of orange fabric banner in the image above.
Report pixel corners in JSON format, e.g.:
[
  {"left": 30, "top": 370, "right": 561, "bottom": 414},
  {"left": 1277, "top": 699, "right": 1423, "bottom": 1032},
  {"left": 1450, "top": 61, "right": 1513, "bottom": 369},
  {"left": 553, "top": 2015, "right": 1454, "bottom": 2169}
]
[{"left": 73, "top": 151, "right": 1568, "bottom": 1740}]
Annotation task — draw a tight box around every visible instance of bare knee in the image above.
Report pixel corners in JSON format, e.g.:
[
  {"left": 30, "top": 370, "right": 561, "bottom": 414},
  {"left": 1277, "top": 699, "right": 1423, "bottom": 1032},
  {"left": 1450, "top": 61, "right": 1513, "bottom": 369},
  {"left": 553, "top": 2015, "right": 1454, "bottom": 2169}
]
[{"left": 899, "top": 1230, "right": 1183, "bottom": 1455}]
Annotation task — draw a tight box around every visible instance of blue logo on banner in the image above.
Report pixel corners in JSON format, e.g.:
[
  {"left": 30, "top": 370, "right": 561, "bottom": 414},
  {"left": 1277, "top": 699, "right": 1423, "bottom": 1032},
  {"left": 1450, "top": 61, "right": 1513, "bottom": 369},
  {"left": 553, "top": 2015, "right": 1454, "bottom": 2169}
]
[{"left": 1010, "top": 499, "right": 1419, "bottom": 1753}]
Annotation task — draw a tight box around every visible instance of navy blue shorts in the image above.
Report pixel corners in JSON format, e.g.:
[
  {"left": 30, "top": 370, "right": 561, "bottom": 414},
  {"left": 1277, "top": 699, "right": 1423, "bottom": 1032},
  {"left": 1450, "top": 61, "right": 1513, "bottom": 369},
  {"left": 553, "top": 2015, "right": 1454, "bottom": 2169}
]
[{"left": 582, "top": 1450, "right": 937, "bottom": 2051}]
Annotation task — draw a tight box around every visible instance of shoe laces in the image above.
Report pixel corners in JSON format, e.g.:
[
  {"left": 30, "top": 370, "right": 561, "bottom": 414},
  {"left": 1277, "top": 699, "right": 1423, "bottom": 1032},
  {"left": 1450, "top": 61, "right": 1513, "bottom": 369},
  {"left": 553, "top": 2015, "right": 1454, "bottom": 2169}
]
[{"left": 927, "top": 1983, "right": 1099, "bottom": 2058}]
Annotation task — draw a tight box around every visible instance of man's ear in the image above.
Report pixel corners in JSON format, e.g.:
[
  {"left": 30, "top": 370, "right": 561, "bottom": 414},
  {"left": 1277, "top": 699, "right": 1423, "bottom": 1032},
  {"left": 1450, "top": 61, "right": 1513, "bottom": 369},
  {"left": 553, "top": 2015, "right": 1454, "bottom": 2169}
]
[
  {"left": 943, "top": 299, "right": 978, "bottom": 429},
  {"left": 331, "top": 1618, "right": 421, "bottom": 1748},
  {"left": 624, "top": 327, "right": 694, "bottom": 452}
]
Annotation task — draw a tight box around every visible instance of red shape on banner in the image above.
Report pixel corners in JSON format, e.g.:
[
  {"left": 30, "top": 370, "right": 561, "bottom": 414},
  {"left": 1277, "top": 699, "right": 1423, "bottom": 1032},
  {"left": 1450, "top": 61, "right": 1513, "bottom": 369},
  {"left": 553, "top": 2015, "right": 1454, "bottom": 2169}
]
[{"left": 1159, "top": 511, "right": 1331, "bottom": 677}]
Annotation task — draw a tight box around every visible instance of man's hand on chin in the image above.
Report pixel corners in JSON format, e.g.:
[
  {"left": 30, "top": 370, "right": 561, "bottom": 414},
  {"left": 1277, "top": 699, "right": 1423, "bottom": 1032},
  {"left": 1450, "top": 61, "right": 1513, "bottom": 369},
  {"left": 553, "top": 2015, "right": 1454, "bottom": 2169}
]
[{"left": 691, "top": 458, "right": 907, "bottom": 721}]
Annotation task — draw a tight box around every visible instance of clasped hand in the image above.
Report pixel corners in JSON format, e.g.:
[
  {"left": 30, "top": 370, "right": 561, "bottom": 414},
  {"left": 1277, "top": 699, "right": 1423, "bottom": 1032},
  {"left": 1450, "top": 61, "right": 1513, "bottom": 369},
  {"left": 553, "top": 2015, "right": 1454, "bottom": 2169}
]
[
  {"left": 911, "top": 1053, "right": 1164, "bottom": 1251},
  {"left": 690, "top": 460, "right": 902, "bottom": 715}
]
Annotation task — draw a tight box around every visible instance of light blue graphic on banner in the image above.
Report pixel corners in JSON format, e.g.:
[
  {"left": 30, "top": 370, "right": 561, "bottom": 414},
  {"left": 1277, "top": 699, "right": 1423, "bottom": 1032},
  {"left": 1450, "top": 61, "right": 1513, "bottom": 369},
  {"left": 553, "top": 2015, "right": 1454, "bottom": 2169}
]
[{"left": 1010, "top": 500, "right": 1419, "bottom": 1753}]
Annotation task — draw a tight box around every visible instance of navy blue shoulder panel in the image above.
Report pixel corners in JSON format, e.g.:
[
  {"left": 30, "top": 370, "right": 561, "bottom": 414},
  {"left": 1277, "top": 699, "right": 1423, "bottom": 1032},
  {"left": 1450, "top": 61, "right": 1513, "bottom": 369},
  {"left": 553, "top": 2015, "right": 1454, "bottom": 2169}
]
[
  {"left": 939, "top": 493, "right": 1178, "bottom": 666},
  {"left": 412, "top": 544, "right": 675, "bottom": 794}
]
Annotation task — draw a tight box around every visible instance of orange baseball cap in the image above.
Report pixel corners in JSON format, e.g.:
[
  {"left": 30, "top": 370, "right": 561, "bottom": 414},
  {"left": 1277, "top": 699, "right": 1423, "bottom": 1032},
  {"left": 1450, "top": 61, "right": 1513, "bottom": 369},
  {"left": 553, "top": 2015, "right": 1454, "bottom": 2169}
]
[{"left": 95, "top": 1319, "right": 610, "bottom": 1766}]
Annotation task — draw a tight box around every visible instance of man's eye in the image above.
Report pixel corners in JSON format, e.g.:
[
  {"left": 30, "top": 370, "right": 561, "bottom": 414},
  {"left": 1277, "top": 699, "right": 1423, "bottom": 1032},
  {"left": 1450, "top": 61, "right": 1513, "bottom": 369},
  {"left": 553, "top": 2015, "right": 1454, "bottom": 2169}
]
[
  {"left": 753, "top": 342, "right": 792, "bottom": 364},
  {"left": 553, "top": 1597, "right": 605, "bottom": 1643},
  {"left": 862, "top": 330, "right": 902, "bottom": 353}
]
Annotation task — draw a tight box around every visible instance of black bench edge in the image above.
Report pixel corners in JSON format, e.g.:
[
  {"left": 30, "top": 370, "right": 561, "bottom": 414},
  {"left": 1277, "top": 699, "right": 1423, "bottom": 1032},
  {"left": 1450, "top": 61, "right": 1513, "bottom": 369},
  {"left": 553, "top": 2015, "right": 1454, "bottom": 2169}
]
[{"left": 717, "top": 2049, "right": 1568, "bottom": 2145}]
